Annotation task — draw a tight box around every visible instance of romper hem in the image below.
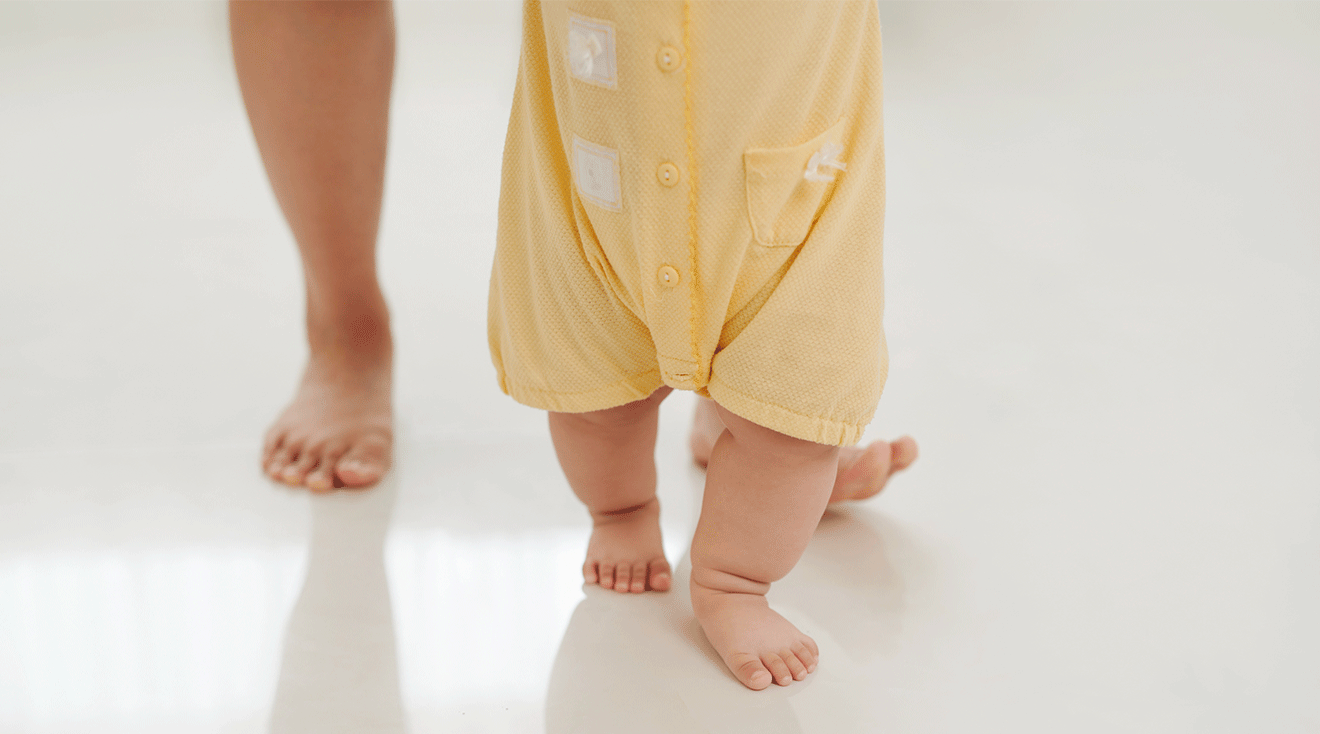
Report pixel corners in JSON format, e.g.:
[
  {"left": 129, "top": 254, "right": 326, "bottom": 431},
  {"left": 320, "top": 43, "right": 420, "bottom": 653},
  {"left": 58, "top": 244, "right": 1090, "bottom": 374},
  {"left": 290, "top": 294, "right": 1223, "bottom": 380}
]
[{"left": 706, "top": 375, "right": 869, "bottom": 447}]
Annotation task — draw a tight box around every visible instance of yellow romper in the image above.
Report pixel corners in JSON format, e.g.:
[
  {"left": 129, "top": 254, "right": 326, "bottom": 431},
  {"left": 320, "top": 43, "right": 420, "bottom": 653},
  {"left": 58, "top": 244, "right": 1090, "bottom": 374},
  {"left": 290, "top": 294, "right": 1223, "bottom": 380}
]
[{"left": 488, "top": 0, "right": 887, "bottom": 446}]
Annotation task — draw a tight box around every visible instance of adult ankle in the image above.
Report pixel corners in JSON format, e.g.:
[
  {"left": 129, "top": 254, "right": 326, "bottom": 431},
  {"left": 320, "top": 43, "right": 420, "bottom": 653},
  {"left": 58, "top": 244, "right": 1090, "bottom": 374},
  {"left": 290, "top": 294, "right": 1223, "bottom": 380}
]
[{"left": 305, "top": 292, "right": 392, "bottom": 358}]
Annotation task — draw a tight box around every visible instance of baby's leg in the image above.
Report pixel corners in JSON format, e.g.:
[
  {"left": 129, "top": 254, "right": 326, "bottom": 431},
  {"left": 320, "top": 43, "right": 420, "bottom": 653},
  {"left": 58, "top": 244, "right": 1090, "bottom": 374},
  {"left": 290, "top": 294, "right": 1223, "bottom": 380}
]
[
  {"left": 548, "top": 388, "right": 673, "bottom": 593},
  {"left": 690, "top": 397, "right": 917, "bottom": 502},
  {"left": 690, "top": 403, "right": 838, "bottom": 690}
]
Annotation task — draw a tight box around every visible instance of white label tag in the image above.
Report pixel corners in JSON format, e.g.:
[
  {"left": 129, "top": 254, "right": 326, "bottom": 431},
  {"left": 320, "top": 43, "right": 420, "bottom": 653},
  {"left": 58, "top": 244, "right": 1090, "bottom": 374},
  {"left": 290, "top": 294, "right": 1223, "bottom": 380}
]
[
  {"left": 573, "top": 135, "right": 622, "bottom": 211},
  {"left": 567, "top": 14, "right": 618, "bottom": 89}
]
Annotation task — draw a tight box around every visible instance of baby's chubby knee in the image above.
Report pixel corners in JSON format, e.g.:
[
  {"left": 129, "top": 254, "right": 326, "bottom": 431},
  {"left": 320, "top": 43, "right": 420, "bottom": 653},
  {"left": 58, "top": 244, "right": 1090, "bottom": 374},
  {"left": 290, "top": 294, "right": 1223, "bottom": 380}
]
[{"left": 713, "top": 402, "right": 840, "bottom": 464}]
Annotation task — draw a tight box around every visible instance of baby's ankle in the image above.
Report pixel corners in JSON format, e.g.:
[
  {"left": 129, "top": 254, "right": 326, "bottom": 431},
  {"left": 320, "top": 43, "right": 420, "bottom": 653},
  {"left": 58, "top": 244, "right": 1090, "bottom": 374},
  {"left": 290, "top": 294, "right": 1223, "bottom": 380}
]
[
  {"left": 587, "top": 495, "right": 659, "bottom": 525},
  {"left": 690, "top": 565, "right": 771, "bottom": 599}
]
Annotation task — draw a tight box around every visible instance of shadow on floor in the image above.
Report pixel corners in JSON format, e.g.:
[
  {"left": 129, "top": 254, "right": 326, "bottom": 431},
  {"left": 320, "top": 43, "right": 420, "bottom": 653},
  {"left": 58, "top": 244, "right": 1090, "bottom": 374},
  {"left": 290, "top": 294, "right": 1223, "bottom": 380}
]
[{"left": 544, "top": 505, "right": 922, "bottom": 734}]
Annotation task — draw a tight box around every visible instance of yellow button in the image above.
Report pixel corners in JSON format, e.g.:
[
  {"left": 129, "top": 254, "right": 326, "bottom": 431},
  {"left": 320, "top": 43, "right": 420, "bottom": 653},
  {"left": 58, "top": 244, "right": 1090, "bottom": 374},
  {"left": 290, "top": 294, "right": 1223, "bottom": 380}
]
[
  {"left": 657, "top": 45, "right": 682, "bottom": 72},
  {"left": 657, "top": 265, "right": 680, "bottom": 288},
  {"left": 657, "top": 162, "right": 680, "bottom": 187}
]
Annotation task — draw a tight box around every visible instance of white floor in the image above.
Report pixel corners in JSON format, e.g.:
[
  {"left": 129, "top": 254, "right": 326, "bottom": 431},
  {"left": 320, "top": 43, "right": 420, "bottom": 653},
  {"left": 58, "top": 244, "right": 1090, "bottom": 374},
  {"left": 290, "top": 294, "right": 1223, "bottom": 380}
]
[{"left": 1, "top": 2, "right": 1318, "bottom": 732}]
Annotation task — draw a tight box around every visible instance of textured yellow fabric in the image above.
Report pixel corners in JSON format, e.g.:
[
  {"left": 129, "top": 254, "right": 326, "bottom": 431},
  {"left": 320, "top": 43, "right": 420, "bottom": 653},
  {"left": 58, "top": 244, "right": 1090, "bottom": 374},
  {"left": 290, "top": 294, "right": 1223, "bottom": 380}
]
[{"left": 488, "top": 0, "right": 887, "bottom": 446}]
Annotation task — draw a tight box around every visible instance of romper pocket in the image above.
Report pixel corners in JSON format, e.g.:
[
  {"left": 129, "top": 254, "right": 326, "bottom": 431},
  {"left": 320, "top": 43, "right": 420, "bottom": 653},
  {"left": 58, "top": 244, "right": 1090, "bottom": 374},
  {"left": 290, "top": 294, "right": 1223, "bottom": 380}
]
[{"left": 744, "top": 116, "right": 848, "bottom": 247}]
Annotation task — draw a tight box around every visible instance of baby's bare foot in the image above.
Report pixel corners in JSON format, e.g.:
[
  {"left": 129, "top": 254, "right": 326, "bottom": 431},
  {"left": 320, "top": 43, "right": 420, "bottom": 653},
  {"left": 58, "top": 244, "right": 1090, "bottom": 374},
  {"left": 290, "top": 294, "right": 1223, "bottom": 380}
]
[
  {"left": 829, "top": 434, "right": 918, "bottom": 502},
  {"left": 690, "top": 398, "right": 917, "bottom": 504},
  {"left": 263, "top": 322, "right": 393, "bottom": 492},
  {"left": 691, "top": 577, "right": 819, "bottom": 690},
  {"left": 583, "top": 497, "right": 672, "bottom": 593}
]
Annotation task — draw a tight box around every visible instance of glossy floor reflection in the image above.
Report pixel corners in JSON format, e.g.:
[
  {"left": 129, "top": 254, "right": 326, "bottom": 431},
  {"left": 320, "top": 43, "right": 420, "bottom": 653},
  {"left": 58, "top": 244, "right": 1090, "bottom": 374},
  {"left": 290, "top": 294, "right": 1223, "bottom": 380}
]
[
  {"left": 546, "top": 508, "right": 925, "bottom": 734},
  {"left": 2, "top": 2, "right": 1319, "bottom": 733}
]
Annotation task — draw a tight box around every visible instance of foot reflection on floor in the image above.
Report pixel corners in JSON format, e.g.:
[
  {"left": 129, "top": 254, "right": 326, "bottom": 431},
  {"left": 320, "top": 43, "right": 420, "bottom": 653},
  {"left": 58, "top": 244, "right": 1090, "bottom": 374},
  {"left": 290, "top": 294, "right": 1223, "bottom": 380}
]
[
  {"left": 269, "top": 478, "right": 406, "bottom": 734},
  {"left": 546, "top": 506, "right": 930, "bottom": 734}
]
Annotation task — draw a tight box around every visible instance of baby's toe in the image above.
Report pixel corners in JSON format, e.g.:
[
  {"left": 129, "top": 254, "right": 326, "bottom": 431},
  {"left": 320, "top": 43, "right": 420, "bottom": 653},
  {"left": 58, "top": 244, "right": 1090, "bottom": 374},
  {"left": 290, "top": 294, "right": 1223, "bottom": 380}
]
[
  {"left": 762, "top": 653, "right": 794, "bottom": 687},
  {"left": 792, "top": 641, "right": 818, "bottom": 673},
  {"left": 597, "top": 563, "right": 616, "bottom": 589},
  {"left": 629, "top": 562, "right": 648, "bottom": 593},
  {"left": 802, "top": 635, "right": 820, "bottom": 659},
  {"left": 891, "top": 435, "right": 919, "bottom": 472},
  {"left": 648, "top": 560, "right": 672, "bottom": 592},
  {"left": 731, "top": 653, "right": 773, "bottom": 691},
  {"left": 613, "top": 564, "right": 633, "bottom": 593},
  {"left": 782, "top": 649, "right": 809, "bottom": 681},
  {"left": 582, "top": 561, "right": 599, "bottom": 585}
]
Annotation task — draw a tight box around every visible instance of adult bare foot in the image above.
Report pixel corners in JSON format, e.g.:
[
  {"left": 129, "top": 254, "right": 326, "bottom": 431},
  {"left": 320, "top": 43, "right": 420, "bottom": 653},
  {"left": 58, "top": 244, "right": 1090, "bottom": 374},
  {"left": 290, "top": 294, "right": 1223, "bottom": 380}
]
[
  {"left": 231, "top": 0, "right": 396, "bottom": 491},
  {"left": 689, "top": 397, "right": 917, "bottom": 503},
  {"left": 690, "top": 574, "right": 819, "bottom": 690},
  {"left": 262, "top": 308, "right": 394, "bottom": 492},
  {"left": 583, "top": 497, "right": 672, "bottom": 593}
]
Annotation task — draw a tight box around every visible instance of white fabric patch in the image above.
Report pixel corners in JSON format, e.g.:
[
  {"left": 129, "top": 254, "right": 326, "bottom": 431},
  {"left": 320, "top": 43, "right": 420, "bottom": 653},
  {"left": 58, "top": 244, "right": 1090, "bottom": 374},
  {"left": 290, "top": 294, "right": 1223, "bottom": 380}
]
[
  {"left": 573, "top": 135, "right": 622, "bottom": 211},
  {"left": 567, "top": 14, "right": 617, "bottom": 89},
  {"left": 804, "top": 141, "right": 848, "bottom": 182}
]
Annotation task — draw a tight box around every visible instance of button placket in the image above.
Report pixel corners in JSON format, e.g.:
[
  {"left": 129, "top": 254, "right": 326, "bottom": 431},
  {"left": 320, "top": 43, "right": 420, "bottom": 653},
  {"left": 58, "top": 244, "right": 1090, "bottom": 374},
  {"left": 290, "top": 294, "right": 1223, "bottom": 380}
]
[
  {"left": 644, "top": 17, "right": 697, "bottom": 387},
  {"left": 653, "top": 64, "right": 683, "bottom": 305}
]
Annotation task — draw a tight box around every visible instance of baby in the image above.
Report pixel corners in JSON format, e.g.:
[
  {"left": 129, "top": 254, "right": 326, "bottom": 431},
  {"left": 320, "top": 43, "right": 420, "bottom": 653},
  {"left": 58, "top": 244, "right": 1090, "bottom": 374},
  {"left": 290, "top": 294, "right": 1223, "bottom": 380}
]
[{"left": 488, "top": 0, "right": 916, "bottom": 690}]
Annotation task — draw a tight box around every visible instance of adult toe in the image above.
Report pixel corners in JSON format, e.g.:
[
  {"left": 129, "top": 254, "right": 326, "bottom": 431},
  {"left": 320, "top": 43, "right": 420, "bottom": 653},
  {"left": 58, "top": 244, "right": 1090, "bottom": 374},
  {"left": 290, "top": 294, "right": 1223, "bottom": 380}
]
[
  {"left": 261, "top": 429, "right": 285, "bottom": 467},
  {"left": 304, "top": 458, "right": 338, "bottom": 492},
  {"left": 334, "top": 433, "right": 390, "bottom": 488},
  {"left": 280, "top": 449, "right": 318, "bottom": 486},
  {"left": 266, "top": 444, "right": 298, "bottom": 481},
  {"left": 305, "top": 442, "right": 348, "bottom": 492}
]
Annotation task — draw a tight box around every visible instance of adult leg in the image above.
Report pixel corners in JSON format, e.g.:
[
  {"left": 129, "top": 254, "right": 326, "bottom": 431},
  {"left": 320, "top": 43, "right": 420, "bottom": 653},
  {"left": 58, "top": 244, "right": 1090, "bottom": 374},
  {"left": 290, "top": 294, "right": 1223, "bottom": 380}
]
[
  {"left": 548, "top": 388, "right": 674, "bottom": 593},
  {"left": 690, "top": 403, "right": 839, "bottom": 690},
  {"left": 230, "top": 0, "right": 395, "bottom": 491}
]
